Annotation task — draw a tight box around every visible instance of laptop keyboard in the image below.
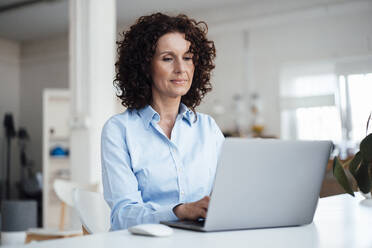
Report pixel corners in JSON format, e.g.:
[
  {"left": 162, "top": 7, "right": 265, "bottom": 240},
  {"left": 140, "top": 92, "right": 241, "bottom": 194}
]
[{"left": 177, "top": 218, "right": 205, "bottom": 227}]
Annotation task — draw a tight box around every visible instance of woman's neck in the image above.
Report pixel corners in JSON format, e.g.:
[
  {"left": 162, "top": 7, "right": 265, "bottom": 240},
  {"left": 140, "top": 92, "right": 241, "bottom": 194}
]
[
  {"left": 151, "top": 97, "right": 180, "bottom": 123},
  {"left": 151, "top": 97, "right": 181, "bottom": 139}
]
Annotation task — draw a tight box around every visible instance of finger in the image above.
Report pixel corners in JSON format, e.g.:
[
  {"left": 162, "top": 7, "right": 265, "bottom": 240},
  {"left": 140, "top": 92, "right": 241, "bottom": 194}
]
[
  {"left": 198, "top": 197, "right": 210, "bottom": 209},
  {"left": 196, "top": 196, "right": 209, "bottom": 203},
  {"left": 202, "top": 196, "right": 210, "bottom": 202},
  {"left": 198, "top": 200, "right": 209, "bottom": 210},
  {"left": 200, "top": 208, "right": 207, "bottom": 218},
  {"left": 196, "top": 196, "right": 209, "bottom": 206}
]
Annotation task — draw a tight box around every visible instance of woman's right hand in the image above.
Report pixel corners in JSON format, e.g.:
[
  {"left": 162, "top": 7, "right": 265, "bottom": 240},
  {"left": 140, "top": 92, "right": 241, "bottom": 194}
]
[{"left": 173, "top": 196, "right": 210, "bottom": 220}]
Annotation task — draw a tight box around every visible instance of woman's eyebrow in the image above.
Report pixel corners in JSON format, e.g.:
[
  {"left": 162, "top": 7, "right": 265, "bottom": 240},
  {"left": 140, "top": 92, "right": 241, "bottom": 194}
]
[
  {"left": 158, "top": 50, "right": 193, "bottom": 56},
  {"left": 158, "top": 51, "right": 174, "bottom": 55}
]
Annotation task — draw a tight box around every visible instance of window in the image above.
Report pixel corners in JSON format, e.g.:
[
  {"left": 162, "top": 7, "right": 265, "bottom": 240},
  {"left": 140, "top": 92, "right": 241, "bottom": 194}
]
[
  {"left": 280, "top": 63, "right": 372, "bottom": 158},
  {"left": 295, "top": 106, "right": 341, "bottom": 142},
  {"left": 280, "top": 69, "right": 341, "bottom": 141},
  {"left": 340, "top": 73, "right": 372, "bottom": 144}
]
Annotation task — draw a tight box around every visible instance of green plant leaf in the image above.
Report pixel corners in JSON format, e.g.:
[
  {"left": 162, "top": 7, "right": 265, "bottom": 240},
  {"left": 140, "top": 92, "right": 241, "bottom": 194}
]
[
  {"left": 333, "top": 157, "right": 355, "bottom": 196},
  {"left": 354, "top": 160, "right": 372, "bottom": 194},
  {"left": 342, "top": 157, "right": 353, "bottom": 168},
  {"left": 360, "top": 133, "right": 372, "bottom": 162},
  {"left": 349, "top": 151, "right": 362, "bottom": 177}
]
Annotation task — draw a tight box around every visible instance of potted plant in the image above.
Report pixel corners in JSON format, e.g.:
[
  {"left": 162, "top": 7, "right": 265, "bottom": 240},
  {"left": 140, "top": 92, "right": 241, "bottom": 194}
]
[{"left": 333, "top": 114, "right": 372, "bottom": 198}]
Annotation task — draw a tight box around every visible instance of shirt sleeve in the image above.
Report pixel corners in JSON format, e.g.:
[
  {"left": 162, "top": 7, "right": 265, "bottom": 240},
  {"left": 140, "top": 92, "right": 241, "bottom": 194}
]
[{"left": 101, "top": 117, "right": 178, "bottom": 230}]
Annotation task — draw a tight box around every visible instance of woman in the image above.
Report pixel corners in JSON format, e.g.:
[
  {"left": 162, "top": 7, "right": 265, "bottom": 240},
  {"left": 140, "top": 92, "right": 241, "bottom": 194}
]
[{"left": 101, "top": 13, "right": 224, "bottom": 230}]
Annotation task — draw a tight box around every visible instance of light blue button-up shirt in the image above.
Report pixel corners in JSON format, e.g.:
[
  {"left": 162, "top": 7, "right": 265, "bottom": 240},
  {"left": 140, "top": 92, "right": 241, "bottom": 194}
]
[{"left": 101, "top": 103, "right": 224, "bottom": 230}]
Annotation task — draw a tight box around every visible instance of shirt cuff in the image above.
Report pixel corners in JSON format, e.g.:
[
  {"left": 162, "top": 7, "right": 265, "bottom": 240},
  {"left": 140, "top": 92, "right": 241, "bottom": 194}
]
[{"left": 156, "top": 204, "right": 180, "bottom": 222}]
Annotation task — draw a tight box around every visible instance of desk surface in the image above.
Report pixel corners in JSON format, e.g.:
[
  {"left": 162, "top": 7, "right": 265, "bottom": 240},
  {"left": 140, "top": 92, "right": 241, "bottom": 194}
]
[{"left": 22, "top": 194, "right": 372, "bottom": 248}]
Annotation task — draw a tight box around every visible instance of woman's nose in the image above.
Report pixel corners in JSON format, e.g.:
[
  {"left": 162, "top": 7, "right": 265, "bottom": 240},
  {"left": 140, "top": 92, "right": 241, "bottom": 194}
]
[{"left": 174, "top": 58, "right": 186, "bottom": 73}]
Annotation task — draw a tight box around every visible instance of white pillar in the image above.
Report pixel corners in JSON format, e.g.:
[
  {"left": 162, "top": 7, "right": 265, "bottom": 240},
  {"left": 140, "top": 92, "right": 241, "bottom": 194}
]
[{"left": 69, "top": 0, "right": 116, "bottom": 186}]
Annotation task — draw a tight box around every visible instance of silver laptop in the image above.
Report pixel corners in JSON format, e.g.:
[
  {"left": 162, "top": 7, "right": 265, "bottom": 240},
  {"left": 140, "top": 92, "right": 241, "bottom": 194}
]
[{"left": 161, "top": 138, "right": 332, "bottom": 232}]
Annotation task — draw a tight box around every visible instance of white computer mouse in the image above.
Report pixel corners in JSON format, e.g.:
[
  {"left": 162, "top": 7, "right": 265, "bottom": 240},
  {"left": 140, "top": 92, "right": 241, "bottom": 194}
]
[{"left": 128, "top": 224, "right": 174, "bottom": 237}]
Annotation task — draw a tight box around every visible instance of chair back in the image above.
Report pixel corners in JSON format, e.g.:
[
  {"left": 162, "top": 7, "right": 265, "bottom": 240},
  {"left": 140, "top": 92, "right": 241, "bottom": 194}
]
[
  {"left": 72, "top": 189, "right": 111, "bottom": 234},
  {"left": 53, "top": 179, "right": 80, "bottom": 207},
  {"left": 53, "top": 179, "right": 97, "bottom": 207},
  {"left": 53, "top": 179, "right": 98, "bottom": 230}
]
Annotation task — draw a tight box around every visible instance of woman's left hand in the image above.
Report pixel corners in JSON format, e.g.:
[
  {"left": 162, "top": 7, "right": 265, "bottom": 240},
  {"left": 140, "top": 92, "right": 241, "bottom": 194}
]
[{"left": 173, "top": 196, "right": 210, "bottom": 220}]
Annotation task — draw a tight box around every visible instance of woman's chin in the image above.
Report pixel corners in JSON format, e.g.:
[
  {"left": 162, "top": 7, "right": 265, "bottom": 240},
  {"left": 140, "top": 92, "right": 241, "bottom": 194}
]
[
  {"left": 166, "top": 90, "right": 189, "bottom": 99},
  {"left": 170, "top": 86, "right": 191, "bottom": 97},
  {"left": 153, "top": 85, "right": 191, "bottom": 100}
]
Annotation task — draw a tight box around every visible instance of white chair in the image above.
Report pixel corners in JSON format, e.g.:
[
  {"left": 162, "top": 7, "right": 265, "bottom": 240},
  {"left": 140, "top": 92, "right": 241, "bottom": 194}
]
[
  {"left": 53, "top": 179, "right": 81, "bottom": 230},
  {"left": 53, "top": 179, "right": 97, "bottom": 230},
  {"left": 73, "top": 189, "right": 111, "bottom": 234},
  {"left": 25, "top": 179, "right": 96, "bottom": 243}
]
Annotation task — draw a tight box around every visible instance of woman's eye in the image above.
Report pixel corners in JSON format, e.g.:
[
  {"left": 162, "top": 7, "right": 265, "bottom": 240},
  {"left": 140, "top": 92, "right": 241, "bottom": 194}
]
[
  {"left": 162, "top": 57, "right": 172, "bottom": 61},
  {"left": 184, "top": 57, "right": 193, "bottom": 61}
]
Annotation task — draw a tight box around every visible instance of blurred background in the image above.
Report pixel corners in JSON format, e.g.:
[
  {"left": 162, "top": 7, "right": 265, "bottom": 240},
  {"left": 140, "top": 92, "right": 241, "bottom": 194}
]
[{"left": 0, "top": 0, "right": 371, "bottom": 232}]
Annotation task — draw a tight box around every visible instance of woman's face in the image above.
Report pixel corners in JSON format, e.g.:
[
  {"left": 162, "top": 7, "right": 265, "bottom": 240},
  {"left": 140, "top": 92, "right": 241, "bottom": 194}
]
[{"left": 151, "top": 32, "right": 195, "bottom": 102}]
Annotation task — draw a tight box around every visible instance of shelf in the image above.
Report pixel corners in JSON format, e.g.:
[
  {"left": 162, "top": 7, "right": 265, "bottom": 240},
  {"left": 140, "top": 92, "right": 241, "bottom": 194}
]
[
  {"left": 49, "top": 156, "right": 70, "bottom": 161},
  {"left": 49, "top": 136, "right": 70, "bottom": 142},
  {"left": 43, "top": 89, "right": 71, "bottom": 228}
]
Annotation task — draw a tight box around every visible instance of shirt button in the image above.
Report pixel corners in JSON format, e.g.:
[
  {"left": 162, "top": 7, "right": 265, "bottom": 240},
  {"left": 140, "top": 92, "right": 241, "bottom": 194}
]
[
  {"left": 178, "top": 167, "right": 182, "bottom": 172},
  {"left": 181, "top": 190, "right": 185, "bottom": 195}
]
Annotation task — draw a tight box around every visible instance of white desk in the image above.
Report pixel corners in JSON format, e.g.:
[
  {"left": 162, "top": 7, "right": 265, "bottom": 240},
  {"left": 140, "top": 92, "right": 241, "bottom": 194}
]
[{"left": 22, "top": 194, "right": 372, "bottom": 248}]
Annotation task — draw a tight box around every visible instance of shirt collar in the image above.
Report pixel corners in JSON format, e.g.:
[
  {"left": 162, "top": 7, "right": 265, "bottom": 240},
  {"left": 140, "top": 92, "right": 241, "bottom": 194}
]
[
  {"left": 179, "top": 103, "right": 195, "bottom": 126},
  {"left": 138, "top": 105, "right": 160, "bottom": 129},
  {"left": 138, "top": 103, "right": 195, "bottom": 129}
]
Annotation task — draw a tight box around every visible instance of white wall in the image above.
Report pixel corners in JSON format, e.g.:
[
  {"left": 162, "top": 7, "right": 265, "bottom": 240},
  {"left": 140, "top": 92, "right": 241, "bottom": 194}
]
[
  {"left": 198, "top": 31, "right": 247, "bottom": 131},
  {"left": 20, "top": 34, "right": 69, "bottom": 172},
  {"left": 198, "top": 1, "right": 372, "bottom": 136},
  {"left": 0, "top": 37, "right": 20, "bottom": 193}
]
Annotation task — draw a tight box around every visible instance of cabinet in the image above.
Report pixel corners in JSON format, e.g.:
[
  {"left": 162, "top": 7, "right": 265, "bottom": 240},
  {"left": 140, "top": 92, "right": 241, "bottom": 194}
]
[{"left": 42, "top": 89, "right": 72, "bottom": 228}]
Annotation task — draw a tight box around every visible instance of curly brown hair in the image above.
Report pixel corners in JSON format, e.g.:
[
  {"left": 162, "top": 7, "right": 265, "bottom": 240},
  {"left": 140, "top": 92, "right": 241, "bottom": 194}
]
[{"left": 114, "top": 12, "right": 216, "bottom": 111}]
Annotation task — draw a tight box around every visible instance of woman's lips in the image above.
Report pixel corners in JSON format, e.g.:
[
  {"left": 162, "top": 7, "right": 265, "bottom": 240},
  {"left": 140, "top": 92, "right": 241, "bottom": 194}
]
[{"left": 170, "top": 79, "right": 187, "bottom": 84}]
